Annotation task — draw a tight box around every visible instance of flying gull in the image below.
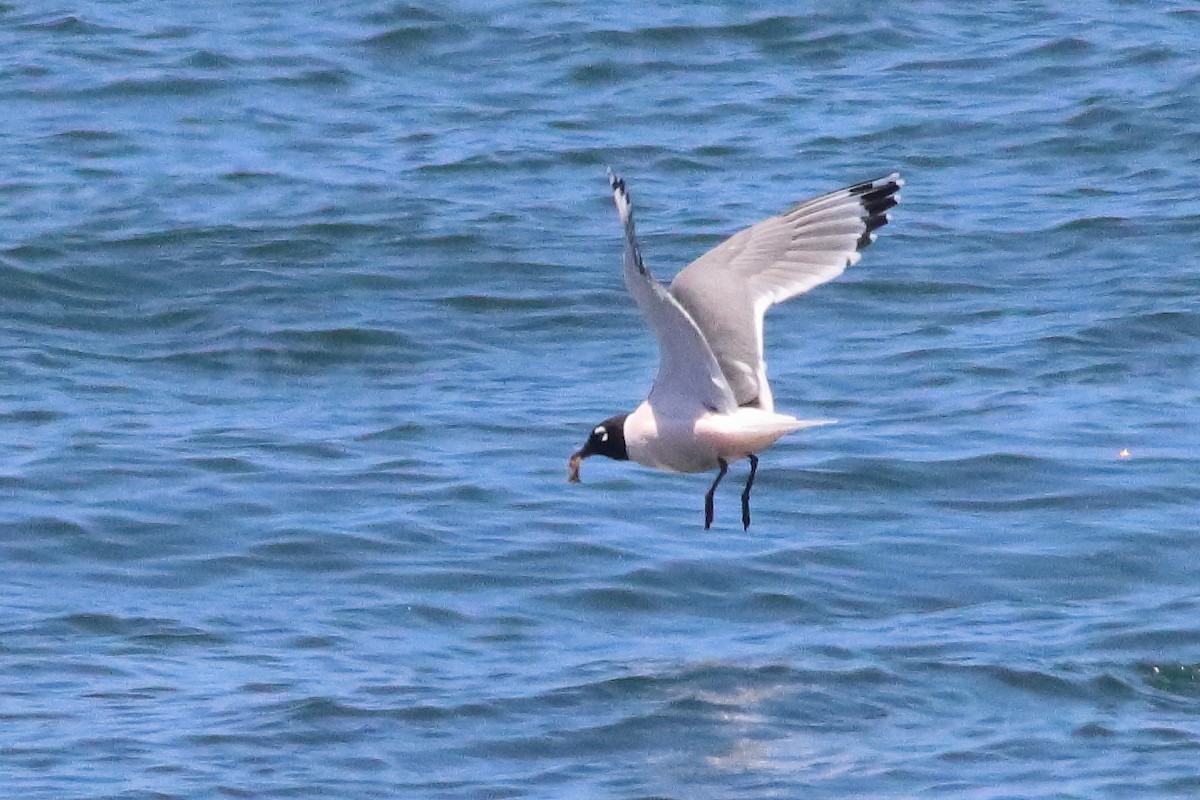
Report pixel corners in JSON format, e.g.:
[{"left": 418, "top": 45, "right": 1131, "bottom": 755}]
[{"left": 569, "top": 170, "right": 902, "bottom": 529}]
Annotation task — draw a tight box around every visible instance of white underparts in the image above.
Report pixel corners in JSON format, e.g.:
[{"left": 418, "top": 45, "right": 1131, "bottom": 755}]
[{"left": 623, "top": 399, "right": 833, "bottom": 474}]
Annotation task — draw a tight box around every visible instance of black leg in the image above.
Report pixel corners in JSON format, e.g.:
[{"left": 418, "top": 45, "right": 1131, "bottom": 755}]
[
  {"left": 704, "top": 458, "right": 729, "bottom": 530},
  {"left": 741, "top": 454, "right": 758, "bottom": 530}
]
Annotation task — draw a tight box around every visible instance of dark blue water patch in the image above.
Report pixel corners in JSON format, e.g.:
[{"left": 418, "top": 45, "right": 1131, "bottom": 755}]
[
  {"left": 44, "top": 128, "right": 137, "bottom": 159},
  {"left": 14, "top": 13, "right": 119, "bottom": 36},
  {"left": 1142, "top": 663, "right": 1200, "bottom": 699},
  {"left": 71, "top": 614, "right": 229, "bottom": 651},
  {"left": 244, "top": 530, "right": 396, "bottom": 575},
  {"left": 1023, "top": 36, "right": 1096, "bottom": 59},
  {"left": 176, "top": 48, "right": 241, "bottom": 71},
  {"left": 183, "top": 455, "right": 260, "bottom": 474},
  {"left": 66, "top": 324, "right": 427, "bottom": 375},
  {"left": 0, "top": 408, "right": 65, "bottom": 425}
]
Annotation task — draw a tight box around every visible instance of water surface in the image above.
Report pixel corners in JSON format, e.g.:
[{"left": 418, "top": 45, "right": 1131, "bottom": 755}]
[{"left": 2, "top": 2, "right": 1199, "bottom": 798}]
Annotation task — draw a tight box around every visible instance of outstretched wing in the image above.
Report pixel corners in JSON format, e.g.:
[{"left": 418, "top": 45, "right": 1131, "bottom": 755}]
[
  {"left": 670, "top": 173, "right": 902, "bottom": 410},
  {"left": 609, "top": 171, "right": 737, "bottom": 414}
]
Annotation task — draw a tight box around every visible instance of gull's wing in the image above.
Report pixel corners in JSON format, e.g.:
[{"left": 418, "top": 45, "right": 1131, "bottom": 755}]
[
  {"left": 670, "top": 174, "right": 902, "bottom": 411},
  {"left": 609, "top": 171, "right": 737, "bottom": 414}
]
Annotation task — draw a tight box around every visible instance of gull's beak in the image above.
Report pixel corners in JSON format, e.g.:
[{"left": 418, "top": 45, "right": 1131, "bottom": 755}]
[{"left": 567, "top": 448, "right": 589, "bottom": 483}]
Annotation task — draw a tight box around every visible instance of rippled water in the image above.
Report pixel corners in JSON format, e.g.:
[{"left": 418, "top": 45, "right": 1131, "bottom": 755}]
[{"left": 2, "top": 2, "right": 1199, "bottom": 798}]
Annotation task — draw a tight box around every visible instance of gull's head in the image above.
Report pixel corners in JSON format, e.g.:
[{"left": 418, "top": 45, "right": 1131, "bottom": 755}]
[{"left": 568, "top": 414, "right": 629, "bottom": 483}]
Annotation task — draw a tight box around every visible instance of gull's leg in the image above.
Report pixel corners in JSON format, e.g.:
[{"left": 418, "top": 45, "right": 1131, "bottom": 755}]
[
  {"left": 704, "top": 458, "right": 729, "bottom": 530},
  {"left": 741, "top": 454, "right": 759, "bottom": 530}
]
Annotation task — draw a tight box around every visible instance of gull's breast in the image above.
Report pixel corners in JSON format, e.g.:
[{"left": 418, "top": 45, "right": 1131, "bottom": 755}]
[{"left": 623, "top": 400, "right": 721, "bottom": 474}]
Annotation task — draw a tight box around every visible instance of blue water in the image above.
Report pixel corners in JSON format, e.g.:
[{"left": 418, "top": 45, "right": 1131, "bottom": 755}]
[{"left": 3, "top": 2, "right": 1200, "bottom": 797}]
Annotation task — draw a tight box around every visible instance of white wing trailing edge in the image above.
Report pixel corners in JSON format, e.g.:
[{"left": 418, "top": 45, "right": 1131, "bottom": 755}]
[
  {"left": 609, "top": 170, "right": 737, "bottom": 415},
  {"left": 670, "top": 173, "right": 903, "bottom": 410}
]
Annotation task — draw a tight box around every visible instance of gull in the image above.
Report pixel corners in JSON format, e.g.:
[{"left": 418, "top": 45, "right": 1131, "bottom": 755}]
[{"left": 569, "top": 169, "right": 902, "bottom": 529}]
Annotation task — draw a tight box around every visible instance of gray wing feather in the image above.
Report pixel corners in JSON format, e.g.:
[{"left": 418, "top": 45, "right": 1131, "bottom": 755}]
[
  {"left": 670, "top": 173, "right": 902, "bottom": 409},
  {"left": 609, "top": 171, "right": 737, "bottom": 415}
]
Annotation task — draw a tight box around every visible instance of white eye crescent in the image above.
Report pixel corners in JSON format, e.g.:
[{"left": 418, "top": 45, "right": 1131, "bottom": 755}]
[{"left": 593, "top": 426, "right": 608, "bottom": 442}]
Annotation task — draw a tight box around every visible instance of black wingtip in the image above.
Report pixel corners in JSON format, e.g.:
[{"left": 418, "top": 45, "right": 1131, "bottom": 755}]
[
  {"left": 607, "top": 168, "right": 623, "bottom": 193},
  {"left": 852, "top": 174, "right": 902, "bottom": 251}
]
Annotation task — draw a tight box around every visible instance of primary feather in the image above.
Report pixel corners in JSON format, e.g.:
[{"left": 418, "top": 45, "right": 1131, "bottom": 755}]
[{"left": 670, "top": 174, "right": 902, "bottom": 410}]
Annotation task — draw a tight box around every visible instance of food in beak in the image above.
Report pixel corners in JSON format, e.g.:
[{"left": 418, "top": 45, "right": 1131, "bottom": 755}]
[{"left": 567, "top": 451, "right": 584, "bottom": 483}]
